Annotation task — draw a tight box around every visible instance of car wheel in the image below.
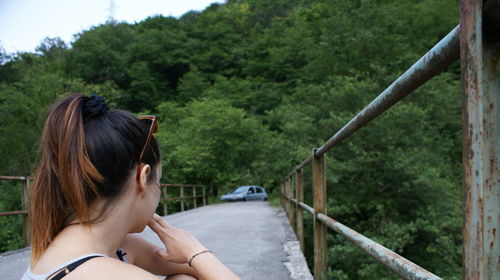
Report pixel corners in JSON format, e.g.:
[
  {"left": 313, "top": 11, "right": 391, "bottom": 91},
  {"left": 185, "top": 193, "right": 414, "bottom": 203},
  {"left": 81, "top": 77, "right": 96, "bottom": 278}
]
[
  {"left": 263, "top": 197, "right": 267, "bottom": 201},
  {"left": 242, "top": 198, "right": 247, "bottom": 202}
]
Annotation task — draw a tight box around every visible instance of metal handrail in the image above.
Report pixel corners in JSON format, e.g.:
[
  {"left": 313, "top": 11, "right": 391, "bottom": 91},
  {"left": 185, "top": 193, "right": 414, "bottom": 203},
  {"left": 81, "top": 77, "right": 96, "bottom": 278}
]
[
  {"left": 0, "top": 210, "right": 28, "bottom": 217},
  {"left": 280, "top": 28, "right": 460, "bottom": 280},
  {"left": 280, "top": 3, "right": 500, "bottom": 279},
  {"left": 161, "top": 183, "right": 206, "bottom": 187},
  {"left": 283, "top": 194, "right": 441, "bottom": 279},
  {"left": 0, "top": 176, "right": 30, "bottom": 218},
  {"left": 314, "top": 26, "right": 460, "bottom": 158},
  {"left": 0, "top": 176, "right": 28, "bottom": 181},
  {"left": 284, "top": 26, "right": 460, "bottom": 181},
  {"left": 0, "top": 176, "right": 31, "bottom": 246}
]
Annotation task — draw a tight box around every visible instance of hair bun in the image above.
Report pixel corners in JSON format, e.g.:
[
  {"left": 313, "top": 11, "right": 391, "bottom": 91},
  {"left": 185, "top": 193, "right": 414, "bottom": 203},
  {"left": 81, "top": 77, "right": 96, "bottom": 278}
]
[{"left": 83, "top": 94, "right": 108, "bottom": 121}]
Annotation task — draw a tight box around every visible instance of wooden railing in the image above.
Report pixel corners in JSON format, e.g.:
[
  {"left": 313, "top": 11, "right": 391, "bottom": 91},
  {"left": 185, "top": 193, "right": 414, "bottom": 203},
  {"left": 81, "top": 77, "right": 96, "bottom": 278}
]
[{"left": 280, "top": 1, "right": 499, "bottom": 279}]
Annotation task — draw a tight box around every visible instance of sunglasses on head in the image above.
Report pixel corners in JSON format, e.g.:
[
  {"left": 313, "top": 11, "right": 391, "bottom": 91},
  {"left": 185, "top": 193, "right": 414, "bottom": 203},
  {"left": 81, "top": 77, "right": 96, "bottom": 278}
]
[{"left": 136, "top": 115, "right": 158, "bottom": 182}]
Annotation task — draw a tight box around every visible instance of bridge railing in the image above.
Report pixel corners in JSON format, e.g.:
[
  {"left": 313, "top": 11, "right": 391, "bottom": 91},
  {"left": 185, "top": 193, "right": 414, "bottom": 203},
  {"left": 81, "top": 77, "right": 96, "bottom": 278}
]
[
  {"left": 0, "top": 176, "right": 209, "bottom": 247},
  {"left": 159, "top": 184, "right": 209, "bottom": 215},
  {"left": 0, "top": 175, "right": 30, "bottom": 245},
  {"left": 280, "top": 1, "right": 499, "bottom": 280}
]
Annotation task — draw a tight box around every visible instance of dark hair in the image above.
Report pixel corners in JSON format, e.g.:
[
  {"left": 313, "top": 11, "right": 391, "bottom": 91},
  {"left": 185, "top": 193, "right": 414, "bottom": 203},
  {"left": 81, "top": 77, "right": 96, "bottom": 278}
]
[{"left": 29, "top": 94, "right": 160, "bottom": 261}]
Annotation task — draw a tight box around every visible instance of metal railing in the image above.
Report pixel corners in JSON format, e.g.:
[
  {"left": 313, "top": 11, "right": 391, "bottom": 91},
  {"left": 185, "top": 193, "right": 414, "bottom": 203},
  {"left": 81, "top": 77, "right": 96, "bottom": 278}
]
[
  {"left": 0, "top": 175, "right": 30, "bottom": 245},
  {"left": 279, "top": 1, "right": 499, "bottom": 280}
]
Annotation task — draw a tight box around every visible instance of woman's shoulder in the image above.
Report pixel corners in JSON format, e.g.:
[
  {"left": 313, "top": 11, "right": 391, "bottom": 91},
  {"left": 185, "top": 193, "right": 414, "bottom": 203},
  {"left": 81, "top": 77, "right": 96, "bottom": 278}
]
[
  {"left": 122, "top": 233, "right": 149, "bottom": 247},
  {"left": 63, "top": 256, "right": 159, "bottom": 280}
]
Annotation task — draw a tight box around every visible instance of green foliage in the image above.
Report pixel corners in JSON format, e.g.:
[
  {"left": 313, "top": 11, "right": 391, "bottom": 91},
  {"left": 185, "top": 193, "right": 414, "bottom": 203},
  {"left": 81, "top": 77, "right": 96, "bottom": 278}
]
[
  {"left": 0, "top": 180, "right": 25, "bottom": 251},
  {"left": 0, "top": 0, "right": 463, "bottom": 278},
  {"left": 70, "top": 22, "right": 137, "bottom": 87},
  {"left": 0, "top": 215, "right": 24, "bottom": 251},
  {"left": 157, "top": 98, "right": 276, "bottom": 194}
]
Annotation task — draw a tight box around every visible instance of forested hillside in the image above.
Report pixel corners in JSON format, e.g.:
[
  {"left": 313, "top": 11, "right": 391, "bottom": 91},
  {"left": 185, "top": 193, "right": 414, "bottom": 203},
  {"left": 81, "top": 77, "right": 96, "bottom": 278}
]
[{"left": 0, "top": 0, "right": 462, "bottom": 278}]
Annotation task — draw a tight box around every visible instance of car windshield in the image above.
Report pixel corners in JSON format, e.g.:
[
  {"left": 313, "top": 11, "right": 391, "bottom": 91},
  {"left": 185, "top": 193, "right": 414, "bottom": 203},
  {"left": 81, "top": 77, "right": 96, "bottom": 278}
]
[{"left": 232, "top": 187, "right": 248, "bottom": 194}]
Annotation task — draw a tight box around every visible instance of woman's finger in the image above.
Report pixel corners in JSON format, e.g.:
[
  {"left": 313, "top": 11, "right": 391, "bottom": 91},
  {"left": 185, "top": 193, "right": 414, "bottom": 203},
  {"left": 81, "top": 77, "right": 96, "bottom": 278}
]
[
  {"left": 148, "top": 218, "right": 172, "bottom": 246},
  {"left": 149, "top": 215, "right": 170, "bottom": 232},
  {"left": 152, "top": 213, "right": 171, "bottom": 228},
  {"left": 148, "top": 217, "right": 160, "bottom": 231}
]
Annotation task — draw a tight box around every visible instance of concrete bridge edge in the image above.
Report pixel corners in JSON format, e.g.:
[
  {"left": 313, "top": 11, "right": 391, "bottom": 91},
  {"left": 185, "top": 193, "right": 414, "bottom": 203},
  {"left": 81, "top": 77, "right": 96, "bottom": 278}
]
[{"left": 276, "top": 208, "right": 314, "bottom": 280}]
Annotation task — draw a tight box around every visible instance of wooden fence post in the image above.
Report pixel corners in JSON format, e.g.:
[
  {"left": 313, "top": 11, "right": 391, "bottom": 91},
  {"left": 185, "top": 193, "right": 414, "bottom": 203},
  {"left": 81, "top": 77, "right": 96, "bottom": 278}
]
[
  {"left": 162, "top": 185, "right": 168, "bottom": 215},
  {"left": 180, "top": 186, "right": 185, "bottom": 211},
  {"left": 313, "top": 148, "right": 327, "bottom": 280},
  {"left": 295, "top": 169, "right": 304, "bottom": 252}
]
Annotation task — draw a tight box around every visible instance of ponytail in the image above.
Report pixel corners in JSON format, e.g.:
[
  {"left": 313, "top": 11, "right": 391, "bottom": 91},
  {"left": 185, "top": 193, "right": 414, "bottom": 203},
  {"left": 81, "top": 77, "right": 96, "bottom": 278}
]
[{"left": 30, "top": 94, "right": 103, "bottom": 261}]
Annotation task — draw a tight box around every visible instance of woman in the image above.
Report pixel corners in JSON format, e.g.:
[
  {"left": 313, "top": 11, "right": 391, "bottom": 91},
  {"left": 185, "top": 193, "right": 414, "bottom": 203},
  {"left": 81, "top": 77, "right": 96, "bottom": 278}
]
[{"left": 22, "top": 94, "right": 240, "bottom": 280}]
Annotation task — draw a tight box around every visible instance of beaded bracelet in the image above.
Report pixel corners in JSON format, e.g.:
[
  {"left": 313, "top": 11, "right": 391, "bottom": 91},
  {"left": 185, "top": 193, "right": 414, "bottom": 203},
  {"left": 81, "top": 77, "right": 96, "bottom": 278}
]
[{"left": 188, "top": 250, "right": 212, "bottom": 267}]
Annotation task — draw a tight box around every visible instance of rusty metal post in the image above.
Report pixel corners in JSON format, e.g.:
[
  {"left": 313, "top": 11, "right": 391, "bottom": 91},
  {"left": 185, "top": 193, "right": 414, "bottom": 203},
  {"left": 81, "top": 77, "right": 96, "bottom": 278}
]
[
  {"left": 288, "top": 178, "right": 293, "bottom": 223},
  {"left": 193, "top": 186, "right": 197, "bottom": 208},
  {"left": 283, "top": 178, "right": 290, "bottom": 220},
  {"left": 461, "top": 1, "right": 500, "bottom": 279},
  {"left": 312, "top": 149, "right": 327, "bottom": 280},
  {"left": 280, "top": 182, "right": 284, "bottom": 209},
  {"left": 288, "top": 178, "right": 292, "bottom": 221},
  {"left": 289, "top": 174, "right": 296, "bottom": 232},
  {"left": 162, "top": 186, "right": 168, "bottom": 215},
  {"left": 295, "top": 169, "right": 305, "bottom": 252},
  {"left": 285, "top": 179, "right": 290, "bottom": 220},
  {"left": 202, "top": 187, "right": 207, "bottom": 206},
  {"left": 283, "top": 180, "right": 288, "bottom": 218},
  {"left": 180, "top": 186, "right": 185, "bottom": 212},
  {"left": 22, "top": 177, "right": 30, "bottom": 246}
]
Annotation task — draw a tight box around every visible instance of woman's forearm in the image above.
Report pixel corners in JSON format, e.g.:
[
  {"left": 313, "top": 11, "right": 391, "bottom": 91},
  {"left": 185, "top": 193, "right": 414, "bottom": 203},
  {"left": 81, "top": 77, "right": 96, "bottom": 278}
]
[{"left": 147, "top": 214, "right": 240, "bottom": 280}]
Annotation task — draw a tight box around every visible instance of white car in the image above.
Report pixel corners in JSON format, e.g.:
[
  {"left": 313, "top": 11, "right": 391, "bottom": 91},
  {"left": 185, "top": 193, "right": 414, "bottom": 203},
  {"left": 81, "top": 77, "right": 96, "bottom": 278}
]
[{"left": 220, "top": 186, "right": 267, "bottom": 202}]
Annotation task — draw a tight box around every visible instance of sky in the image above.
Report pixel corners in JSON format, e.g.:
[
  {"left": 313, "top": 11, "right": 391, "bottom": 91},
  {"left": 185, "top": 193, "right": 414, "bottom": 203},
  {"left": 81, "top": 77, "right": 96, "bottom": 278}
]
[{"left": 0, "top": 0, "right": 225, "bottom": 54}]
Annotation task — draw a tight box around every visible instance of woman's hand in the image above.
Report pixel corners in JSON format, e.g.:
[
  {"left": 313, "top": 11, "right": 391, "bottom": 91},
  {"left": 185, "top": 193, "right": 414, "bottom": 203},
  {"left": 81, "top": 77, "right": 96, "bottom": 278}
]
[
  {"left": 148, "top": 213, "right": 241, "bottom": 280},
  {"left": 147, "top": 213, "right": 207, "bottom": 264}
]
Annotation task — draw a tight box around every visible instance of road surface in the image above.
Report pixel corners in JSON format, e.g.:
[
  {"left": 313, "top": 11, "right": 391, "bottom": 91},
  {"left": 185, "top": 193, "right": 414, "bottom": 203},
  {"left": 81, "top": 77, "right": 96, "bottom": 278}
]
[{"left": 0, "top": 201, "right": 312, "bottom": 280}]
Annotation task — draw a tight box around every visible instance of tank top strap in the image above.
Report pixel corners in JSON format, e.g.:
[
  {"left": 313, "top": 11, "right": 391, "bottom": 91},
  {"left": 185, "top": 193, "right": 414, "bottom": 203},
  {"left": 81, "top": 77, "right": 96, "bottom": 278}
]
[
  {"left": 48, "top": 255, "right": 104, "bottom": 280},
  {"left": 22, "top": 253, "right": 106, "bottom": 280}
]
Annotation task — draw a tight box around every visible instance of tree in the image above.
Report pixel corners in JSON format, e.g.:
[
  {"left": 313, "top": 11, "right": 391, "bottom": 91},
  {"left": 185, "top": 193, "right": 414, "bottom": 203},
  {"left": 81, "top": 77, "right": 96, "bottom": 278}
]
[
  {"left": 157, "top": 98, "right": 274, "bottom": 193},
  {"left": 70, "top": 22, "right": 137, "bottom": 88}
]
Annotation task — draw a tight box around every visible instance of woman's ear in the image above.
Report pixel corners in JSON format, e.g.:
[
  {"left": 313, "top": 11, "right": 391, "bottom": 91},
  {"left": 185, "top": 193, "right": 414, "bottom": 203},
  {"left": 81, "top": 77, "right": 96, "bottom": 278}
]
[{"left": 138, "top": 164, "right": 151, "bottom": 195}]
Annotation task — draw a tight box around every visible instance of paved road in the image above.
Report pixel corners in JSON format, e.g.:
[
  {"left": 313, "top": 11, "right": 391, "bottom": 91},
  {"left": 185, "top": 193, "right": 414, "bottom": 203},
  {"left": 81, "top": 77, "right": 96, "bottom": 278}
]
[{"left": 0, "top": 201, "right": 312, "bottom": 280}]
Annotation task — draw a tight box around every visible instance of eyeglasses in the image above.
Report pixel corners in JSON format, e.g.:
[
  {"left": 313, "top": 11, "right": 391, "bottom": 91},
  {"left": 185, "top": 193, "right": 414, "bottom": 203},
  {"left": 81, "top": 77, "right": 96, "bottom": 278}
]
[{"left": 137, "top": 115, "right": 158, "bottom": 182}]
